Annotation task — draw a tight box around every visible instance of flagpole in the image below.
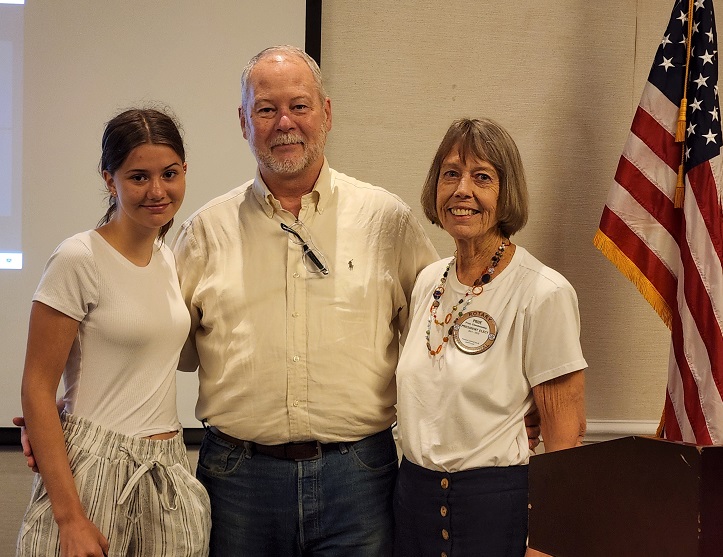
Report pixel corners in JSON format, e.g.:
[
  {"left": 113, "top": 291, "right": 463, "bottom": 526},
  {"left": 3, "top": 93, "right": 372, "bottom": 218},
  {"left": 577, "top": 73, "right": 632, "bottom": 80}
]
[{"left": 674, "top": 0, "right": 695, "bottom": 208}]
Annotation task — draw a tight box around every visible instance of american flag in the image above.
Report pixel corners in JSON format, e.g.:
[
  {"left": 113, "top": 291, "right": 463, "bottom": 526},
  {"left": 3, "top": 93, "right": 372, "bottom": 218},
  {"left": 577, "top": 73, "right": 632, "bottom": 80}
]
[{"left": 593, "top": 0, "right": 723, "bottom": 444}]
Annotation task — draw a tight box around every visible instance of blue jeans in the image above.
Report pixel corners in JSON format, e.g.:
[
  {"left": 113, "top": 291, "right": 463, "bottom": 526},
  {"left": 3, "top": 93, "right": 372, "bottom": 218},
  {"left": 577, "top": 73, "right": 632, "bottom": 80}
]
[{"left": 196, "top": 427, "right": 398, "bottom": 556}]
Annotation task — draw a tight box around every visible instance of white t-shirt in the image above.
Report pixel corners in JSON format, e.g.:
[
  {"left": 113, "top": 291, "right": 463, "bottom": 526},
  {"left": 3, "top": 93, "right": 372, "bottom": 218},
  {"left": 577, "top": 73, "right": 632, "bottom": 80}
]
[
  {"left": 396, "top": 246, "right": 587, "bottom": 472},
  {"left": 33, "top": 230, "right": 189, "bottom": 437}
]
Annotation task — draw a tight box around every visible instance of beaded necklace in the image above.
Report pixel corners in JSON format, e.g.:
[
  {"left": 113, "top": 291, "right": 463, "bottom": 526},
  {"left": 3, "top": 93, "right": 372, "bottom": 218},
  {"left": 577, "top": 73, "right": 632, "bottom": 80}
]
[{"left": 425, "top": 240, "right": 508, "bottom": 357}]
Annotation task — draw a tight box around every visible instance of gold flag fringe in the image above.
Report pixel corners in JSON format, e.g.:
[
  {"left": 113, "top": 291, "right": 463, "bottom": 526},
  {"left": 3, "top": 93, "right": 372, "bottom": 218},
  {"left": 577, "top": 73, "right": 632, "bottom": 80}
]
[
  {"left": 594, "top": 230, "right": 673, "bottom": 440},
  {"left": 593, "top": 229, "right": 672, "bottom": 329}
]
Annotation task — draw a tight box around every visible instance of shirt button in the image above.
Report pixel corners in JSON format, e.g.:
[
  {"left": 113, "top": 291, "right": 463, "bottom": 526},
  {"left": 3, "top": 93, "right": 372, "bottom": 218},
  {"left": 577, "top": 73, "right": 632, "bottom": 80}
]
[
  {"left": 293, "top": 272, "right": 300, "bottom": 278},
  {"left": 441, "top": 529, "right": 449, "bottom": 540},
  {"left": 293, "top": 356, "right": 300, "bottom": 362},
  {"left": 440, "top": 478, "right": 449, "bottom": 489},
  {"left": 293, "top": 400, "right": 299, "bottom": 407},
  {"left": 292, "top": 312, "right": 299, "bottom": 318},
  {"left": 440, "top": 505, "right": 447, "bottom": 517}
]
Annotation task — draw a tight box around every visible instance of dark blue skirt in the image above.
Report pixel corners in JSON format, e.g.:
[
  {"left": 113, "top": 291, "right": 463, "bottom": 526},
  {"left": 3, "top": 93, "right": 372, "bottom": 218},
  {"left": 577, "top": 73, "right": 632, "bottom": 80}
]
[{"left": 393, "top": 456, "right": 528, "bottom": 557}]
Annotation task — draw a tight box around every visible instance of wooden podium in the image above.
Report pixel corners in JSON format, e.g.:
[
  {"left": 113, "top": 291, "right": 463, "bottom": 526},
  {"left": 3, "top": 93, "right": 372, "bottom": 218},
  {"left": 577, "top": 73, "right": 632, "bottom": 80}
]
[{"left": 528, "top": 436, "right": 723, "bottom": 557}]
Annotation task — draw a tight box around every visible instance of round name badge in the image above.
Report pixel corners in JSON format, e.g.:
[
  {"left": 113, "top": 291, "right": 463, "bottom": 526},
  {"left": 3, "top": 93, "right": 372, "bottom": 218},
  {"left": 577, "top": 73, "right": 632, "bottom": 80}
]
[{"left": 452, "top": 310, "right": 497, "bottom": 355}]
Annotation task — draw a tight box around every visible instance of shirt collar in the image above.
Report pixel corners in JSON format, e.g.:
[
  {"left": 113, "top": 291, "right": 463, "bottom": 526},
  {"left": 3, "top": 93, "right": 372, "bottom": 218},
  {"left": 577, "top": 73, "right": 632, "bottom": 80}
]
[{"left": 251, "top": 158, "right": 333, "bottom": 218}]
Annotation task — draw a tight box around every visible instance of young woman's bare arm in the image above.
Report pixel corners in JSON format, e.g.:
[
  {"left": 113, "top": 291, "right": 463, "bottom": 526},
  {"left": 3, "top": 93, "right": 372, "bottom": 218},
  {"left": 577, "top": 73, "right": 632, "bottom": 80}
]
[{"left": 21, "top": 301, "right": 109, "bottom": 557}]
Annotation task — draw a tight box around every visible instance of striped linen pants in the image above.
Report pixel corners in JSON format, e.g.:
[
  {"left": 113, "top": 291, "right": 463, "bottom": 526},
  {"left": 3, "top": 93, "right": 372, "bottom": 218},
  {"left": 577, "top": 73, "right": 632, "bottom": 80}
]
[{"left": 17, "top": 412, "right": 211, "bottom": 557}]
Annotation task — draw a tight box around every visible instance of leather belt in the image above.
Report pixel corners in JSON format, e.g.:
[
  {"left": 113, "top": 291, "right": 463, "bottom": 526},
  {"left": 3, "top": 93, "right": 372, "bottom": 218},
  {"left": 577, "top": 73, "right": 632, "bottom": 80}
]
[{"left": 208, "top": 426, "right": 341, "bottom": 461}]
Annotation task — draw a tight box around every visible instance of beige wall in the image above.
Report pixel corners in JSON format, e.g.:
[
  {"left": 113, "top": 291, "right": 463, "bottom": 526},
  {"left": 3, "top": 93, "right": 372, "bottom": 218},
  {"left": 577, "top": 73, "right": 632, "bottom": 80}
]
[
  {"left": 321, "top": 1, "right": 714, "bottom": 430},
  {"left": 4, "top": 0, "right": 718, "bottom": 434},
  {"left": 0, "top": 0, "right": 306, "bottom": 427}
]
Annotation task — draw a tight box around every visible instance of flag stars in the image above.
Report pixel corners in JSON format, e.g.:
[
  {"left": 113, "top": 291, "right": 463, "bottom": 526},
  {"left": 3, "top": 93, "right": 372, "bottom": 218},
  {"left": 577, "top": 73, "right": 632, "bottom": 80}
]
[
  {"left": 700, "top": 50, "right": 715, "bottom": 64},
  {"left": 703, "top": 129, "right": 718, "bottom": 143},
  {"left": 643, "top": 0, "right": 723, "bottom": 190},
  {"left": 648, "top": 2, "right": 721, "bottom": 167},
  {"left": 694, "top": 73, "right": 710, "bottom": 88}
]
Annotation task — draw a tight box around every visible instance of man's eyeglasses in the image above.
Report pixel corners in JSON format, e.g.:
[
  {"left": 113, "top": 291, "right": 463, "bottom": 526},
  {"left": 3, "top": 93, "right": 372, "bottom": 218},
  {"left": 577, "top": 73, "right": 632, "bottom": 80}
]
[{"left": 280, "top": 222, "right": 329, "bottom": 275}]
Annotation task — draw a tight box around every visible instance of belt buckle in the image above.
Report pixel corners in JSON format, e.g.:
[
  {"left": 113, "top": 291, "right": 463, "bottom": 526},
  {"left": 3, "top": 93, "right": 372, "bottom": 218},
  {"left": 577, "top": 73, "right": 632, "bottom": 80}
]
[{"left": 294, "top": 441, "right": 323, "bottom": 461}]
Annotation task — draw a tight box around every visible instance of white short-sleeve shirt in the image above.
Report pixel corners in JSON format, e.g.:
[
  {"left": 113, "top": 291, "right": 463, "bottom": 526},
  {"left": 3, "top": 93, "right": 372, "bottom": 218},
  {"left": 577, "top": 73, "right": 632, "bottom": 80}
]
[
  {"left": 33, "top": 230, "right": 189, "bottom": 437},
  {"left": 396, "top": 246, "right": 587, "bottom": 472}
]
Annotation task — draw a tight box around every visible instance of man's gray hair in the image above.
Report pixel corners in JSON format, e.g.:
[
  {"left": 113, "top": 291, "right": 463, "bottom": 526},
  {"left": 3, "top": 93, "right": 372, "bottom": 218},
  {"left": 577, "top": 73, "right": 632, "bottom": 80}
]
[{"left": 240, "top": 45, "right": 328, "bottom": 117}]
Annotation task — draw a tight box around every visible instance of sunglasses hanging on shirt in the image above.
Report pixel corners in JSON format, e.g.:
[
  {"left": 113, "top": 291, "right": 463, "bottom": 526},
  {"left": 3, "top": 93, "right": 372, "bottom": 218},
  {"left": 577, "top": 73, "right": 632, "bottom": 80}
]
[{"left": 280, "top": 221, "right": 330, "bottom": 276}]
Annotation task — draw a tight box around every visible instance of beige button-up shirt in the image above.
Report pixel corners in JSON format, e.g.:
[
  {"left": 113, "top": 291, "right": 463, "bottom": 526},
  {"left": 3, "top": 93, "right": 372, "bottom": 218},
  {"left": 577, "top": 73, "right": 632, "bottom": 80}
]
[{"left": 173, "top": 160, "right": 438, "bottom": 444}]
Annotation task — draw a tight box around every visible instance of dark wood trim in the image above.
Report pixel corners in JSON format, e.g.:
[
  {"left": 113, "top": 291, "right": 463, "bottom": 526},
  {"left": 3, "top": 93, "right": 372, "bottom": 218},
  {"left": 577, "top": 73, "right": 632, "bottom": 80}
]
[
  {"left": 183, "top": 428, "right": 205, "bottom": 445},
  {"left": 0, "top": 427, "right": 205, "bottom": 446},
  {"left": 0, "top": 427, "right": 20, "bottom": 446},
  {"left": 305, "top": 0, "right": 322, "bottom": 66}
]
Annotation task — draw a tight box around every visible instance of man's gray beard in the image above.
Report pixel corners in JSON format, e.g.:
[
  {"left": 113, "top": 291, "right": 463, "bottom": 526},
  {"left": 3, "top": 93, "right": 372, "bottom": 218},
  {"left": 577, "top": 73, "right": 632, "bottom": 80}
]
[{"left": 252, "top": 128, "right": 327, "bottom": 176}]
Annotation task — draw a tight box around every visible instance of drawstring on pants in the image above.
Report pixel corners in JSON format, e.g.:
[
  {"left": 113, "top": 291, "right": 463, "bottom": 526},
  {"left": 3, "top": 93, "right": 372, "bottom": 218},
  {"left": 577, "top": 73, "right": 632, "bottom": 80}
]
[{"left": 117, "top": 445, "right": 179, "bottom": 521}]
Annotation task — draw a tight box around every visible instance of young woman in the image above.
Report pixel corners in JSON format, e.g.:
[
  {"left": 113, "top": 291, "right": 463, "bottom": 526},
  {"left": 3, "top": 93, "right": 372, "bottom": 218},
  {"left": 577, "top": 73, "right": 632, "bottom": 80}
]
[{"left": 16, "top": 108, "right": 210, "bottom": 557}]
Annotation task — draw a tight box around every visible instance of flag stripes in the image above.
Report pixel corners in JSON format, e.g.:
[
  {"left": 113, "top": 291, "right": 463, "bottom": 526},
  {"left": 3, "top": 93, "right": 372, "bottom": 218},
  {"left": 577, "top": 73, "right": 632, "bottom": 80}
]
[{"left": 594, "top": 3, "right": 723, "bottom": 445}]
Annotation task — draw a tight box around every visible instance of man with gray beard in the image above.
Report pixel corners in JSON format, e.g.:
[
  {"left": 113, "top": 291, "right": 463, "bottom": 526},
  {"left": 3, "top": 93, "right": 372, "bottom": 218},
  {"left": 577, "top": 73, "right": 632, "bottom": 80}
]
[{"left": 172, "top": 45, "right": 438, "bottom": 556}]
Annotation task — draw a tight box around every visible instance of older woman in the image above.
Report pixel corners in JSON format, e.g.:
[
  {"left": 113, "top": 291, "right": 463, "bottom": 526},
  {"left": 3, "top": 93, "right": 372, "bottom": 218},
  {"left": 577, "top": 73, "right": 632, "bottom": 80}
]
[{"left": 394, "top": 118, "right": 586, "bottom": 557}]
